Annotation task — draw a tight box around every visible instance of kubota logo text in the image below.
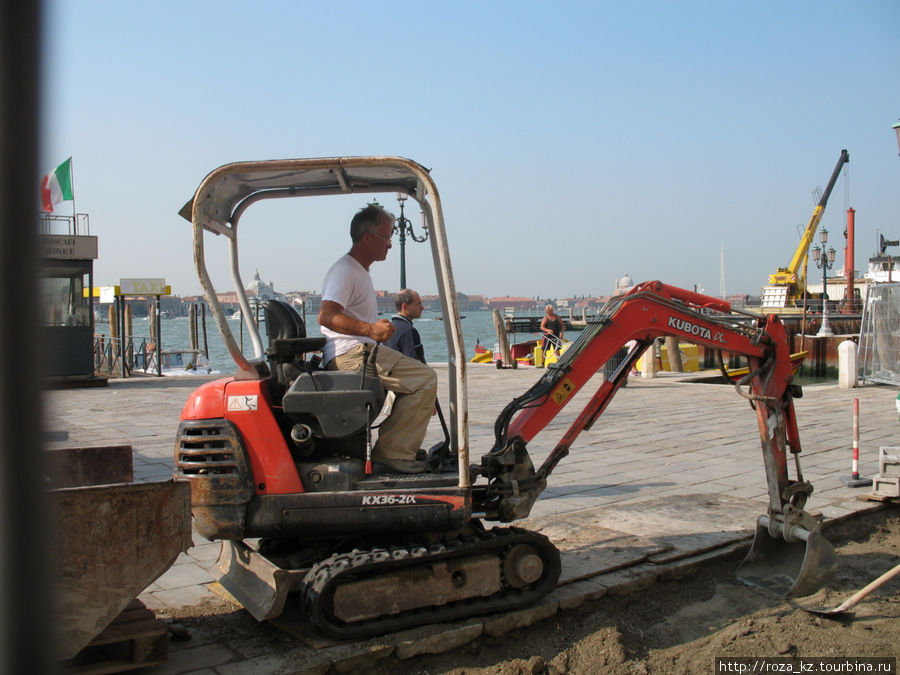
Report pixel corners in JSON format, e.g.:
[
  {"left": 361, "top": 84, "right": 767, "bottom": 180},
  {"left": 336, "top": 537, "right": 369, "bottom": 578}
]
[{"left": 667, "top": 316, "right": 728, "bottom": 344}]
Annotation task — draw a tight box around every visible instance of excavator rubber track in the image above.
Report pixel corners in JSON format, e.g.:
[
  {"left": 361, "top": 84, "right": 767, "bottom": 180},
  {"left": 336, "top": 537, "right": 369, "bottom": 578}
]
[{"left": 302, "top": 526, "right": 561, "bottom": 640}]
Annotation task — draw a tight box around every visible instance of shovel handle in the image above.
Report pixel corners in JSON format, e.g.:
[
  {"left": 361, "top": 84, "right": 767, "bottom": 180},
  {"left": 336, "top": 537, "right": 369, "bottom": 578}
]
[{"left": 833, "top": 561, "right": 900, "bottom": 613}]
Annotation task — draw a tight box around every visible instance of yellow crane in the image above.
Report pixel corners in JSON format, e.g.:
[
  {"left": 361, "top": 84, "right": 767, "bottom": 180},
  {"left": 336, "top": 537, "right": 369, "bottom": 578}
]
[{"left": 762, "top": 149, "right": 849, "bottom": 307}]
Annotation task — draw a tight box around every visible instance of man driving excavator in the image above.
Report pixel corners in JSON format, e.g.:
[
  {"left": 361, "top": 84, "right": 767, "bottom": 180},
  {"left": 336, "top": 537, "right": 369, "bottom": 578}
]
[{"left": 318, "top": 204, "right": 437, "bottom": 474}]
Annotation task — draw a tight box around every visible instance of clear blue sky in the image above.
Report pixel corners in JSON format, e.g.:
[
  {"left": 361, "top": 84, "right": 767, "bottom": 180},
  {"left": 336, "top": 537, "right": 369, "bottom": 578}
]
[{"left": 41, "top": 1, "right": 900, "bottom": 300}]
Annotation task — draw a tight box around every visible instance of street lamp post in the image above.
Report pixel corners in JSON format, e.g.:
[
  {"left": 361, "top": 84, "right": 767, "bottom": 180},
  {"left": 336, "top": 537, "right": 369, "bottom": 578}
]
[
  {"left": 811, "top": 227, "right": 836, "bottom": 337},
  {"left": 393, "top": 193, "right": 428, "bottom": 290},
  {"left": 893, "top": 120, "right": 900, "bottom": 155}
]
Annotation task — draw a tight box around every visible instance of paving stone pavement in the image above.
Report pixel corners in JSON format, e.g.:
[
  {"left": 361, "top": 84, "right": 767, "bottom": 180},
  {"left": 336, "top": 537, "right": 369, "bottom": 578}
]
[{"left": 44, "top": 366, "right": 898, "bottom": 672}]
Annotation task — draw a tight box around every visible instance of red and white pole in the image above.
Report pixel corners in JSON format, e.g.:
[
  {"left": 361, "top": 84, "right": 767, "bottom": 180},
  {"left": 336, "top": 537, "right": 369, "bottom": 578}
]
[{"left": 842, "top": 397, "right": 872, "bottom": 487}]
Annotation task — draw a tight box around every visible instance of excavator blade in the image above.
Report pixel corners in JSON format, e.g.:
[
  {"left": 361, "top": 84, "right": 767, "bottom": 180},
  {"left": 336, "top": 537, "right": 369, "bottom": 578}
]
[
  {"left": 737, "top": 515, "right": 838, "bottom": 597},
  {"left": 215, "top": 540, "right": 308, "bottom": 621}
]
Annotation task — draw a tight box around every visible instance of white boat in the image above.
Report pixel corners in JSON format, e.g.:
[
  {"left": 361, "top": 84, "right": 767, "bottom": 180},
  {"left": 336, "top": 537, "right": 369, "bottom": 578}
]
[
  {"left": 864, "top": 235, "right": 899, "bottom": 283},
  {"left": 133, "top": 349, "right": 216, "bottom": 376},
  {"left": 865, "top": 255, "right": 898, "bottom": 283},
  {"left": 230, "top": 308, "right": 264, "bottom": 322}
]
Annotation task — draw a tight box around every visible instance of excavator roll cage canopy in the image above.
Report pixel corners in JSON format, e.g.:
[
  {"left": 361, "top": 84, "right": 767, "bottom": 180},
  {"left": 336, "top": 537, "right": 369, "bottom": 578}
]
[{"left": 179, "top": 156, "right": 470, "bottom": 464}]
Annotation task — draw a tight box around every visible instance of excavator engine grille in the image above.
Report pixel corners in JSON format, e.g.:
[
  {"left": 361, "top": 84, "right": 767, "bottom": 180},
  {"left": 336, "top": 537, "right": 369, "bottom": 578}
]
[
  {"left": 175, "top": 419, "right": 253, "bottom": 502},
  {"left": 175, "top": 418, "right": 254, "bottom": 540}
]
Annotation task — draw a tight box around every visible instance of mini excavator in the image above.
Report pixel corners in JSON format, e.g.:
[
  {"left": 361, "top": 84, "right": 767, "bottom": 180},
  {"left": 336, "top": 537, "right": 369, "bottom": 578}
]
[{"left": 175, "top": 157, "right": 836, "bottom": 639}]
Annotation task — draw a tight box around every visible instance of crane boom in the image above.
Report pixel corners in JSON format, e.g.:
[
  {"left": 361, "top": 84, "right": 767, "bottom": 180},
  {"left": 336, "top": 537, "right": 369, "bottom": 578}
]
[{"left": 768, "top": 149, "right": 849, "bottom": 287}]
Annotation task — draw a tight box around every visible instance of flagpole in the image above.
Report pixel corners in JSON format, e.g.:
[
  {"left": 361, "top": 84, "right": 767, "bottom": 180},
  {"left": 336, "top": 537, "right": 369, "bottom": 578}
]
[{"left": 69, "top": 156, "right": 78, "bottom": 233}]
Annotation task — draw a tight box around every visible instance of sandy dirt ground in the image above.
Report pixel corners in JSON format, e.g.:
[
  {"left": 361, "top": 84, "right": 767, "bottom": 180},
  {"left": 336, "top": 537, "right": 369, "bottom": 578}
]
[
  {"left": 396, "top": 508, "right": 900, "bottom": 674},
  {"left": 163, "top": 507, "right": 899, "bottom": 674}
]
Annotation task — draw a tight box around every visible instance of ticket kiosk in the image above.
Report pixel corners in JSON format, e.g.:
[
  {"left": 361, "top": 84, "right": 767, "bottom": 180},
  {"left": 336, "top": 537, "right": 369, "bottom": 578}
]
[{"left": 39, "top": 230, "right": 100, "bottom": 382}]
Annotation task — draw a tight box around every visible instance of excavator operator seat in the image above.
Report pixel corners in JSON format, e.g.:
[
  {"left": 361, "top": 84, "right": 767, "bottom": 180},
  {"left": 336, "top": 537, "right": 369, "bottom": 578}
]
[
  {"left": 263, "top": 299, "right": 384, "bottom": 455},
  {"left": 262, "top": 299, "right": 326, "bottom": 388},
  {"left": 264, "top": 298, "right": 306, "bottom": 342},
  {"left": 282, "top": 369, "right": 385, "bottom": 441}
]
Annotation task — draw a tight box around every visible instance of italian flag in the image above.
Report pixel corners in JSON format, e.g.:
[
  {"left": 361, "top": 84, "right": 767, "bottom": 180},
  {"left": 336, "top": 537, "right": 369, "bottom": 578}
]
[{"left": 40, "top": 157, "right": 74, "bottom": 212}]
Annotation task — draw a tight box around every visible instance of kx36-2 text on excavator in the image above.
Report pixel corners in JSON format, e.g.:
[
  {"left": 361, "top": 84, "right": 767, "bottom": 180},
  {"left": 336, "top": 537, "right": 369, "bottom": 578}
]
[{"left": 175, "top": 157, "right": 837, "bottom": 639}]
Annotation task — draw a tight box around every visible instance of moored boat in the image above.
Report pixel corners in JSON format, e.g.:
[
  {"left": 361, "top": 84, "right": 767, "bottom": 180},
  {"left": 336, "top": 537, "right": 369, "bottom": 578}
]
[
  {"left": 724, "top": 351, "right": 807, "bottom": 381},
  {"left": 133, "top": 348, "right": 216, "bottom": 376}
]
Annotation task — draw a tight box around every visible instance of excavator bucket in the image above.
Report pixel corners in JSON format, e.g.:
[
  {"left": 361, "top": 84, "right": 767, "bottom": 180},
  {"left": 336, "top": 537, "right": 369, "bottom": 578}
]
[{"left": 738, "top": 515, "right": 838, "bottom": 597}]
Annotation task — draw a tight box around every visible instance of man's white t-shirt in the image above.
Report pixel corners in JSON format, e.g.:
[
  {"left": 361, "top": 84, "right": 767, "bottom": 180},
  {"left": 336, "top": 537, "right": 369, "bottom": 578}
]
[{"left": 320, "top": 253, "right": 378, "bottom": 363}]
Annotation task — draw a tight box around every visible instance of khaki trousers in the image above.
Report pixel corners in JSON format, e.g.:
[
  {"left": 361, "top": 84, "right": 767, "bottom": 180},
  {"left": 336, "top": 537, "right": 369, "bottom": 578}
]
[{"left": 331, "top": 344, "right": 437, "bottom": 462}]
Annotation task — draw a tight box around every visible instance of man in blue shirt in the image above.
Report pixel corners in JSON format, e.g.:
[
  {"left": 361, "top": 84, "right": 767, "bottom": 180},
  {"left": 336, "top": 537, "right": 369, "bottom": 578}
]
[
  {"left": 386, "top": 289, "right": 453, "bottom": 470},
  {"left": 385, "top": 289, "right": 425, "bottom": 362}
]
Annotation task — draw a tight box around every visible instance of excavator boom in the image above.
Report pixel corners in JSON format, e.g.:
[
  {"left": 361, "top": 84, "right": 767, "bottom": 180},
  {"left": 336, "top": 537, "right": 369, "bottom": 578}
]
[{"left": 477, "top": 281, "right": 835, "bottom": 596}]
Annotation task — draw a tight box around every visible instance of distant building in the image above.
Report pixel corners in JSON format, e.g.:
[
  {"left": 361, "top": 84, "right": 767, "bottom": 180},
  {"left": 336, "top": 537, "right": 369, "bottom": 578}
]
[
  {"left": 248, "top": 270, "right": 281, "bottom": 301},
  {"left": 727, "top": 294, "right": 751, "bottom": 308},
  {"left": 614, "top": 273, "right": 634, "bottom": 296},
  {"left": 215, "top": 290, "right": 242, "bottom": 309},
  {"left": 285, "top": 291, "right": 322, "bottom": 313},
  {"left": 375, "top": 290, "right": 394, "bottom": 314},
  {"left": 484, "top": 296, "right": 539, "bottom": 312},
  {"left": 461, "top": 294, "right": 486, "bottom": 310},
  {"left": 419, "top": 293, "right": 483, "bottom": 312}
]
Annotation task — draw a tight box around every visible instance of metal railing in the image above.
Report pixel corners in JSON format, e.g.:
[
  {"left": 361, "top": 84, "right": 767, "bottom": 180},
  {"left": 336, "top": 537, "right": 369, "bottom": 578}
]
[
  {"left": 94, "top": 335, "right": 159, "bottom": 378},
  {"left": 40, "top": 212, "right": 90, "bottom": 235}
]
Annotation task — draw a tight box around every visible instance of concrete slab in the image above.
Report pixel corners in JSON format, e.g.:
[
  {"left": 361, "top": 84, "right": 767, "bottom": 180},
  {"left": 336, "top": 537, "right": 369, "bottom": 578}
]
[
  {"left": 545, "top": 524, "right": 665, "bottom": 584},
  {"left": 525, "top": 493, "right": 760, "bottom": 567}
]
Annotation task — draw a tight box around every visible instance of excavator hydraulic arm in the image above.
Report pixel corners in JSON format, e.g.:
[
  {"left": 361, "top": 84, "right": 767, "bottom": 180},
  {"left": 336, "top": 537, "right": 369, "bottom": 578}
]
[{"left": 475, "top": 280, "right": 836, "bottom": 596}]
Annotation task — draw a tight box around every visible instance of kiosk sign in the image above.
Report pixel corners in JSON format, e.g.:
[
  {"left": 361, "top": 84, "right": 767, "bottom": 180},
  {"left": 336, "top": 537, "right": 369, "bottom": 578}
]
[
  {"left": 119, "top": 278, "right": 170, "bottom": 296},
  {"left": 39, "top": 234, "right": 98, "bottom": 260}
]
